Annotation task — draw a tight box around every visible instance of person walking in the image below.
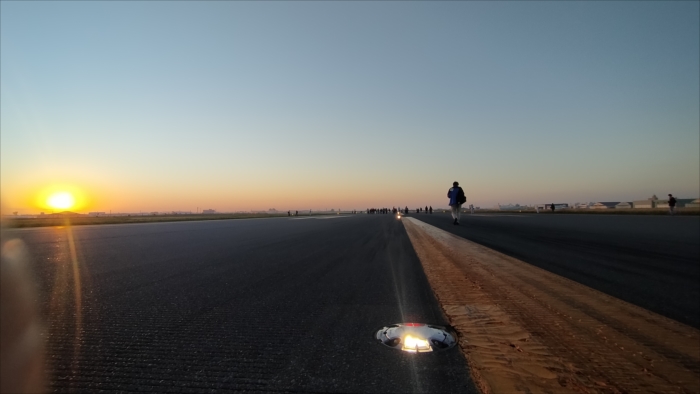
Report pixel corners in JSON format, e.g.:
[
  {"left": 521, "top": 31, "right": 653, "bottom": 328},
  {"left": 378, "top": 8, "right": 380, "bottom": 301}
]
[
  {"left": 447, "top": 181, "right": 466, "bottom": 225},
  {"left": 429, "top": 206, "right": 433, "bottom": 214},
  {"left": 550, "top": 203, "right": 555, "bottom": 212},
  {"left": 668, "top": 194, "right": 677, "bottom": 215}
]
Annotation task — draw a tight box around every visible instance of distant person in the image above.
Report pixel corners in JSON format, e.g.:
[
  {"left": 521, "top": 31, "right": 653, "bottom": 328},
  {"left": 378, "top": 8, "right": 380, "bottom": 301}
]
[
  {"left": 429, "top": 206, "right": 433, "bottom": 214},
  {"left": 668, "top": 194, "right": 677, "bottom": 215},
  {"left": 416, "top": 208, "right": 419, "bottom": 214},
  {"left": 470, "top": 204, "right": 475, "bottom": 214},
  {"left": 295, "top": 210, "right": 298, "bottom": 216},
  {"left": 425, "top": 206, "right": 428, "bottom": 213},
  {"left": 288, "top": 211, "right": 291, "bottom": 216},
  {"left": 550, "top": 203, "right": 555, "bottom": 212},
  {"left": 447, "top": 181, "right": 466, "bottom": 225},
  {"left": 404, "top": 206, "right": 408, "bottom": 215}
]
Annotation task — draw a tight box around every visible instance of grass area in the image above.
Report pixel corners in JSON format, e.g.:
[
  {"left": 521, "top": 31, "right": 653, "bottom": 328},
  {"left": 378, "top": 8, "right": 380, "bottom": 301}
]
[{"left": 3, "top": 212, "right": 349, "bottom": 228}]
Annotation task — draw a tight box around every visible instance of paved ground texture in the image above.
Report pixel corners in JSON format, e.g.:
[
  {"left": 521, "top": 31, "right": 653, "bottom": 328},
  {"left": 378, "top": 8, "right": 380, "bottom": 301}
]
[
  {"left": 410, "top": 212, "right": 700, "bottom": 328},
  {"left": 6, "top": 216, "right": 477, "bottom": 393},
  {"left": 5, "top": 212, "right": 699, "bottom": 393},
  {"left": 404, "top": 217, "right": 699, "bottom": 394}
]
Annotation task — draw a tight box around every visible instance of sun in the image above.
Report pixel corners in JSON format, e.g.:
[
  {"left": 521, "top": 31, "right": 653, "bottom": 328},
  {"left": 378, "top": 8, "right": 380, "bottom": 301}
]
[
  {"left": 47, "top": 192, "right": 76, "bottom": 210},
  {"left": 33, "top": 184, "right": 90, "bottom": 212}
]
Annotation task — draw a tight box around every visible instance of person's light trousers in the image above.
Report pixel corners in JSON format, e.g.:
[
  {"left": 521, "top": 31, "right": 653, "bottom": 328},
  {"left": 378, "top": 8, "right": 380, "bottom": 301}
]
[{"left": 450, "top": 204, "right": 462, "bottom": 221}]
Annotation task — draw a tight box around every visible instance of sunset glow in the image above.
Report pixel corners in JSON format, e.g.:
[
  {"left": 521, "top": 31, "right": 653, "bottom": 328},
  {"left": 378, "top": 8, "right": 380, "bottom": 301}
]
[
  {"left": 1, "top": 2, "right": 698, "bottom": 214},
  {"left": 31, "top": 185, "right": 90, "bottom": 213},
  {"left": 47, "top": 192, "right": 75, "bottom": 210}
]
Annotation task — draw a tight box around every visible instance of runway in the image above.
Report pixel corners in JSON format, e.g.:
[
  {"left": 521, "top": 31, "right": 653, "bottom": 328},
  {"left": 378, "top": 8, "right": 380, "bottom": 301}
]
[
  {"left": 410, "top": 212, "right": 700, "bottom": 328},
  {"left": 5, "top": 215, "right": 476, "bottom": 393},
  {"left": 4, "top": 212, "right": 698, "bottom": 392}
]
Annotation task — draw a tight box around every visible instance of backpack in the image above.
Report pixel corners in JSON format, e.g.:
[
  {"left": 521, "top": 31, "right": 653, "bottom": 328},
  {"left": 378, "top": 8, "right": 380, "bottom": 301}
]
[{"left": 457, "top": 188, "right": 467, "bottom": 205}]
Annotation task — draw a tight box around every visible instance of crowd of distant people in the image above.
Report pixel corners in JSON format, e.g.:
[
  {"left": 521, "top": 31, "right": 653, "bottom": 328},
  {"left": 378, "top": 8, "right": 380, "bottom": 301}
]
[
  {"left": 365, "top": 182, "right": 467, "bottom": 226},
  {"left": 286, "top": 181, "right": 683, "bottom": 225},
  {"left": 365, "top": 206, "right": 434, "bottom": 215}
]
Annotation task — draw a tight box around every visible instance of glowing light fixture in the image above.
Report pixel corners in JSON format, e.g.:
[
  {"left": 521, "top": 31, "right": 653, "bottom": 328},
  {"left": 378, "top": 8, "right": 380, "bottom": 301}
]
[
  {"left": 402, "top": 335, "right": 432, "bottom": 353},
  {"left": 376, "top": 323, "right": 456, "bottom": 353}
]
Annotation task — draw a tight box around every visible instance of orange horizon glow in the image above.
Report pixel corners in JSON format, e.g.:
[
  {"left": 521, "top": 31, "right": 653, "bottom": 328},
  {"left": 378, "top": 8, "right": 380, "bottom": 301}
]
[{"left": 33, "top": 184, "right": 91, "bottom": 213}]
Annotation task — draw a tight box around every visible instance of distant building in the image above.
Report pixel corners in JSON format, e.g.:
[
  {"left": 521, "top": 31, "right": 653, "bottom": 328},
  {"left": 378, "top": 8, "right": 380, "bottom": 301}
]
[
  {"left": 268, "top": 208, "right": 277, "bottom": 212},
  {"left": 202, "top": 209, "right": 216, "bottom": 214},
  {"left": 656, "top": 198, "right": 698, "bottom": 208},
  {"left": 633, "top": 195, "right": 658, "bottom": 208},
  {"left": 655, "top": 200, "right": 669, "bottom": 209},
  {"left": 590, "top": 202, "right": 619, "bottom": 209},
  {"left": 685, "top": 198, "right": 700, "bottom": 208},
  {"left": 495, "top": 204, "right": 528, "bottom": 210},
  {"left": 615, "top": 202, "right": 632, "bottom": 209},
  {"left": 536, "top": 203, "right": 569, "bottom": 210},
  {"left": 49, "top": 211, "right": 82, "bottom": 217}
]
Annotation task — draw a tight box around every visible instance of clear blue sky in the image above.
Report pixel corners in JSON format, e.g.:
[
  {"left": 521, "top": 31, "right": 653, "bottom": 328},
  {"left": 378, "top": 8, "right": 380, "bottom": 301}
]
[{"left": 2, "top": 1, "right": 698, "bottom": 212}]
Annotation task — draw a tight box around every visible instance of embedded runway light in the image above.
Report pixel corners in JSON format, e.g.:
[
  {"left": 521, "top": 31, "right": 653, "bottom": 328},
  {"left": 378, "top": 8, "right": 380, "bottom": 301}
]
[
  {"left": 402, "top": 335, "right": 431, "bottom": 353},
  {"left": 376, "top": 323, "right": 456, "bottom": 353}
]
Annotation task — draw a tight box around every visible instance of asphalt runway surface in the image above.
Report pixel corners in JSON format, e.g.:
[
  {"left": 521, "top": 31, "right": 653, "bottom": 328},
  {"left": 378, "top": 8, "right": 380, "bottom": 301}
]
[
  {"left": 411, "top": 212, "right": 700, "bottom": 328},
  {"left": 6, "top": 216, "right": 477, "bottom": 393}
]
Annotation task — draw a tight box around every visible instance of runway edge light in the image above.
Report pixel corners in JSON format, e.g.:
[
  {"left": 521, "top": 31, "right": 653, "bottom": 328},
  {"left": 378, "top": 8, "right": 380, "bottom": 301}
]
[{"left": 375, "top": 323, "right": 457, "bottom": 353}]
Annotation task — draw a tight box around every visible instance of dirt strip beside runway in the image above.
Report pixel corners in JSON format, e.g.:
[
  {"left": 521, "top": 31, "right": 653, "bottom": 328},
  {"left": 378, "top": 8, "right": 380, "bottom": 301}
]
[{"left": 403, "top": 217, "right": 700, "bottom": 394}]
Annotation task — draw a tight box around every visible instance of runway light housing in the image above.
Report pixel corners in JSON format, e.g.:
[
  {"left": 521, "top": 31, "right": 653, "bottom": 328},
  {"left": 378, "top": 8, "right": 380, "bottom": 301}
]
[{"left": 376, "top": 323, "right": 456, "bottom": 353}]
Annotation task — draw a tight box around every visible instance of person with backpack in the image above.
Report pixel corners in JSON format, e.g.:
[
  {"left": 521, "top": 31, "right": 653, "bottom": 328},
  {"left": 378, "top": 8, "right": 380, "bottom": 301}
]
[
  {"left": 668, "top": 194, "right": 677, "bottom": 215},
  {"left": 447, "top": 181, "right": 466, "bottom": 225}
]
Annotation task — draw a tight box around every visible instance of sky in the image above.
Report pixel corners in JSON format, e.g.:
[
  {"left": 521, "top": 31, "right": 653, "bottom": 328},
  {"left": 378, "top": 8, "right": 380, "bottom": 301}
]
[{"left": 2, "top": 1, "right": 698, "bottom": 213}]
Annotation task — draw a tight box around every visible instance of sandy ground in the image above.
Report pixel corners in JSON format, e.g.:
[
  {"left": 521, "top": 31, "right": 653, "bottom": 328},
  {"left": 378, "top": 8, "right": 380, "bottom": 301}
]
[{"left": 403, "top": 217, "right": 700, "bottom": 394}]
